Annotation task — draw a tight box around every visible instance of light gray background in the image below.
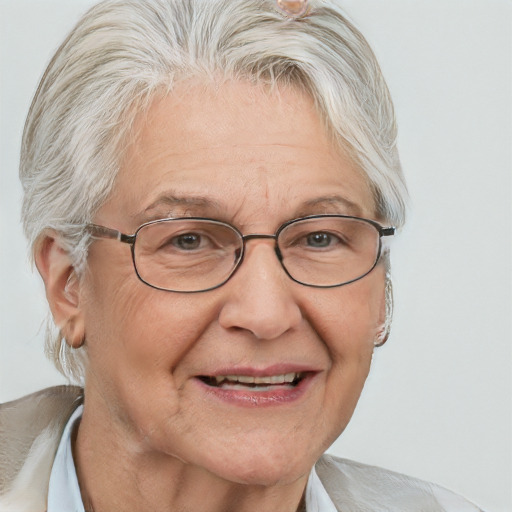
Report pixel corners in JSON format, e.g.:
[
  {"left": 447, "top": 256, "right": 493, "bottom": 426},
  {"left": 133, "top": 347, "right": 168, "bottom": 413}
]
[{"left": 0, "top": 1, "right": 510, "bottom": 511}]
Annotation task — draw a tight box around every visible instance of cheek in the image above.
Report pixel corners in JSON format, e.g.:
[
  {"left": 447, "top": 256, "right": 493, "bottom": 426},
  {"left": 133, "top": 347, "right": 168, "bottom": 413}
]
[
  {"left": 310, "top": 274, "right": 384, "bottom": 432},
  {"left": 80, "top": 253, "right": 217, "bottom": 408},
  {"left": 311, "top": 276, "right": 383, "bottom": 356},
  {"left": 84, "top": 280, "right": 212, "bottom": 374},
  {"left": 83, "top": 244, "right": 210, "bottom": 355},
  {"left": 82, "top": 283, "right": 222, "bottom": 442}
]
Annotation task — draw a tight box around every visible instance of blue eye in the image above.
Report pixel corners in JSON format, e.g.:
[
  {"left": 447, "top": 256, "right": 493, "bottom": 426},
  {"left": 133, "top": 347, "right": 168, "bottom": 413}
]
[
  {"left": 172, "top": 233, "right": 203, "bottom": 250},
  {"left": 306, "top": 232, "right": 333, "bottom": 248}
]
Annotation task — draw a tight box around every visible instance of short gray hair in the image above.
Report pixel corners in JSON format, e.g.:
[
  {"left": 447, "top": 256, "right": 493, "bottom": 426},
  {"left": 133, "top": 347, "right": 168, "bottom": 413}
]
[{"left": 20, "top": 0, "right": 407, "bottom": 382}]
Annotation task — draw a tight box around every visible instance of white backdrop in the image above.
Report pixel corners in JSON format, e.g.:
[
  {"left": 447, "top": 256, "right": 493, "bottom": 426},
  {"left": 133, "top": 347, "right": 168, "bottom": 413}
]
[{"left": 0, "top": 1, "right": 510, "bottom": 511}]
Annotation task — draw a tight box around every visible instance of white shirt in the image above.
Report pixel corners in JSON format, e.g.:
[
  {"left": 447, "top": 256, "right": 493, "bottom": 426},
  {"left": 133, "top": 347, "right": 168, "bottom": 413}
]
[
  {"left": 47, "top": 406, "right": 337, "bottom": 512},
  {"left": 47, "top": 405, "right": 85, "bottom": 512}
]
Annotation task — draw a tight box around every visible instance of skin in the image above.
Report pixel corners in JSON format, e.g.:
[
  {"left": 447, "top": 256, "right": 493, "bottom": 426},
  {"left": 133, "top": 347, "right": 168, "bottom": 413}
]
[{"left": 36, "top": 79, "right": 386, "bottom": 512}]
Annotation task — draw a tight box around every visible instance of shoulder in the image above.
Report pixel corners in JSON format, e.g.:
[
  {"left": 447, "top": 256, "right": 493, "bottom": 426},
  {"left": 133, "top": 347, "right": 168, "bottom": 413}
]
[
  {"left": 0, "top": 386, "right": 83, "bottom": 509},
  {"left": 315, "top": 454, "right": 484, "bottom": 512},
  {"left": 0, "top": 385, "right": 83, "bottom": 424}
]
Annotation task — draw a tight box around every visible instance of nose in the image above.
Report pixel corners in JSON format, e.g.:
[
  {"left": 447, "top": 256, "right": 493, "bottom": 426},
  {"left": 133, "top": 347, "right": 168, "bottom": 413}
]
[{"left": 218, "top": 240, "right": 303, "bottom": 340}]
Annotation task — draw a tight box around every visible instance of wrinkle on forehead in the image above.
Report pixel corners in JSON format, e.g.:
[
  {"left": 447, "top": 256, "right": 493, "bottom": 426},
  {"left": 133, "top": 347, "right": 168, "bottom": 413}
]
[{"left": 101, "top": 78, "right": 376, "bottom": 231}]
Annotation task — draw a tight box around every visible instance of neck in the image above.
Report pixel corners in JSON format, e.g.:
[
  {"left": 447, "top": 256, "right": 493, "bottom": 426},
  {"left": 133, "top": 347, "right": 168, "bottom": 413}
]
[{"left": 73, "top": 403, "right": 309, "bottom": 512}]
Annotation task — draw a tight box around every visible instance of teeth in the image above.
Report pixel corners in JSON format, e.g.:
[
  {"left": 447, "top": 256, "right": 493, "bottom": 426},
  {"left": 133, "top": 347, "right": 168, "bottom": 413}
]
[{"left": 214, "top": 372, "right": 300, "bottom": 385}]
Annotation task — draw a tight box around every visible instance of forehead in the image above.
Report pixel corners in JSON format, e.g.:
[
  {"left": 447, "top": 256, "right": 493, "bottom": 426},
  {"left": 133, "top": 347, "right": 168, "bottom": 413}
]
[{"left": 100, "top": 79, "right": 375, "bottom": 228}]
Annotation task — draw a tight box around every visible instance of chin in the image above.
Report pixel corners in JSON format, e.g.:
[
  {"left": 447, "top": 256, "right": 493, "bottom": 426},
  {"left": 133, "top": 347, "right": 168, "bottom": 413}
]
[{"left": 207, "top": 450, "right": 313, "bottom": 487}]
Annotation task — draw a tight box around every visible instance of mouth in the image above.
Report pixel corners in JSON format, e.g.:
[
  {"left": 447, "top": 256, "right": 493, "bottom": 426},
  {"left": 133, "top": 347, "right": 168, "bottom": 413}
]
[{"left": 198, "top": 372, "right": 306, "bottom": 392}]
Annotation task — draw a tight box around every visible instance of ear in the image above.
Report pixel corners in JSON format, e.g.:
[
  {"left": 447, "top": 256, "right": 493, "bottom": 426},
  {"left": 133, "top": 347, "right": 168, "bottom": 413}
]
[
  {"left": 35, "top": 233, "right": 85, "bottom": 348},
  {"left": 374, "top": 274, "right": 392, "bottom": 347}
]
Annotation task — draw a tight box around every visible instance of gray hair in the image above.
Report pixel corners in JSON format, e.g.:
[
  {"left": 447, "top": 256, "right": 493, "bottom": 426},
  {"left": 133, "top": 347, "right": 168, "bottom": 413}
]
[{"left": 20, "top": 0, "right": 407, "bottom": 382}]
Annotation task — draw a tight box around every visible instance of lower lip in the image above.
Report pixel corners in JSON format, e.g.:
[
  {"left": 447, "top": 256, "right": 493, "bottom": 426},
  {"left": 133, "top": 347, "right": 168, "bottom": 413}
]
[{"left": 194, "top": 373, "right": 317, "bottom": 407}]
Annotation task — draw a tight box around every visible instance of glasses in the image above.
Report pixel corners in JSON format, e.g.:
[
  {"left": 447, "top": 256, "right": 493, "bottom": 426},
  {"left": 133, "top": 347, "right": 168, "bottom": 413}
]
[{"left": 86, "top": 215, "right": 395, "bottom": 293}]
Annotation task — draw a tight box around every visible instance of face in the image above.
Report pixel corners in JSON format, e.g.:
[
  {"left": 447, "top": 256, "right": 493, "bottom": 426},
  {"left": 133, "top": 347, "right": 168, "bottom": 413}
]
[{"left": 78, "top": 79, "right": 386, "bottom": 486}]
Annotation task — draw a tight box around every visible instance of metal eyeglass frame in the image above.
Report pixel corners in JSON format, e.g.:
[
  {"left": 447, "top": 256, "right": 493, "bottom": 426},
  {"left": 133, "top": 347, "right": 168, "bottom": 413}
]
[{"left": 85, "top": 214, "right": 395, "bottom": 293}]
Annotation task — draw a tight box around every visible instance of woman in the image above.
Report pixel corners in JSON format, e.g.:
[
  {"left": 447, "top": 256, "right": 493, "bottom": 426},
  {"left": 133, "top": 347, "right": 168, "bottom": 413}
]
[{"left": 0, "top": 0, "right": 485, "bottom": 510}]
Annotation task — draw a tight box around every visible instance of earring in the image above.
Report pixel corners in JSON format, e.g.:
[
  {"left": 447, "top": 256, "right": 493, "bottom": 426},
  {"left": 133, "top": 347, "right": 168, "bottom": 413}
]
[{"left": 374, "top": 273, "right": 393, "bottom": 347}]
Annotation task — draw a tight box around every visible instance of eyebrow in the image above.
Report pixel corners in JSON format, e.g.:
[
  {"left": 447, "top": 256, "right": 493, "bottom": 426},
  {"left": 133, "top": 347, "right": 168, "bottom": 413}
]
[
  {"left": 134, "top": 192, "right": 364, "bottom": 225},
  {"left": 134, "top": 194, "right": 224, "bottom": 223},
  {"left": 296, "top": 196, "right": 363, "bottom": 217}
]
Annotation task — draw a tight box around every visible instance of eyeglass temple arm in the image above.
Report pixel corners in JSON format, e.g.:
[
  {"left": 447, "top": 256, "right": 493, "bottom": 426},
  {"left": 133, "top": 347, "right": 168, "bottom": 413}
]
[
  {"left": 86, "top": 224, "right": 135, "bottom": 244},
  {"left": 381, "top": 227, "right": 395, "bottom": 237}
]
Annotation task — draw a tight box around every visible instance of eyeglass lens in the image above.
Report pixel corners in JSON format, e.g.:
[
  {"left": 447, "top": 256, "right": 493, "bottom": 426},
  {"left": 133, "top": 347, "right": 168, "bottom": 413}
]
[{"left": 133, "top": 217, "right": 381, "bottom": 292}]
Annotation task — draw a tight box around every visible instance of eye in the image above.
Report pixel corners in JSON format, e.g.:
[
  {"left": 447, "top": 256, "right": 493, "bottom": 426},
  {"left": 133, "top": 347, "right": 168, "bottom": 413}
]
[
  {"left": 305, "top": 232, "right": 336, "bottom": 248},
  {"left": 171, "top": 233, "right": 204, "bottom": 250}
]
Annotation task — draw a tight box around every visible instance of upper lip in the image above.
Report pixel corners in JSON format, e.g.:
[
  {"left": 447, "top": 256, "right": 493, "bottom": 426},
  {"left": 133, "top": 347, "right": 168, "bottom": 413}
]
[{"left": 197, "top": 363, "right": 322, "bottom": 378}]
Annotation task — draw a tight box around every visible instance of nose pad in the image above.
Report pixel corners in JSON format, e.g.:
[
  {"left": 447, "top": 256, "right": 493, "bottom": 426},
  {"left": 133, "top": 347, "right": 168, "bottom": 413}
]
[{"left": 218, "top": 242, "right": 302, "bottom": 340}]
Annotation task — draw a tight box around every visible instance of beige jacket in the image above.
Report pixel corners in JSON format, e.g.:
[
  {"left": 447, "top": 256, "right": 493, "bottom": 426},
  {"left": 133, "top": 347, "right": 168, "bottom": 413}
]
[{"left": 0, "top": 387, "right": 483, "bottom": 512}]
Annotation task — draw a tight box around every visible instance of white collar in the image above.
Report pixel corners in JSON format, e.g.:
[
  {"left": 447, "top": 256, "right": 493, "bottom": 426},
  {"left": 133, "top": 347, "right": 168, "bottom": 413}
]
[
  {"left": 47, "top": 404, "right": 85, "bottom": 512},
  {"left": 48, "top": 405, "right": 336, "bottom": 511},
  {"left": 306, "top": 464, "right": 338, "bottom": 512}
]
